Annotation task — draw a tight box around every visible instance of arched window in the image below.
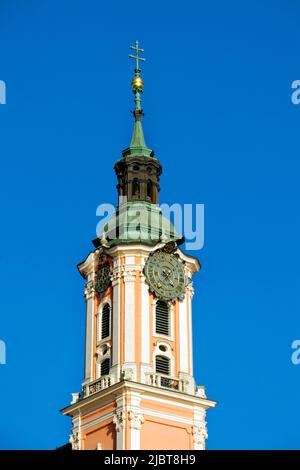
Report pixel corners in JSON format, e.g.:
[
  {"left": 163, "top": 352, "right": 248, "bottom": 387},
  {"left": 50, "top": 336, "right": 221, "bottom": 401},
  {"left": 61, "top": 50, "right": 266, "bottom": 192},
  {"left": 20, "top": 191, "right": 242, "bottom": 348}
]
[
  {"left": 147, "top": 179, "right": 153, "bottom": 200},
  {"left": 155, "top": 300, "right": 169, "bottom": 336},
  {"left": 101, "top": 303, "right": 110, "bottom": 340},
  {"left": 100, "top": 358, "right": 110, "bottom": 377},
  {"left": 132, "top": 178, "right": 140, "bottom": 197},
  {"left": 155, "top": 355, "right": 170, "bottom": 376}
]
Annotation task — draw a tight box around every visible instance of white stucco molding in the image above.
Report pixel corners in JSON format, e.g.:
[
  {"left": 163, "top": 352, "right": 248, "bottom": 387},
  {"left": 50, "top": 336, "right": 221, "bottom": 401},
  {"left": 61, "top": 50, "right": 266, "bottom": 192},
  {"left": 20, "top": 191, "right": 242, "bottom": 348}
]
[
  {"left": 78, "top": 250, "right": 100, "bottom": 279},
  {"left": 192, "top": 424, "right": 207, "bottom": 450},
  {"left": 84, "top": 280, "right": 95, "bottom": 300},
  {"left": 113, "top": 410, "right": 126, "bottom": 432},
  {"left": 69, "top": 430, "right": 81, "bottom": 450},
  {"left": 128, "top": 411, "right": 145, "bottom": 430},
  {"left": 77, "top": 244, "right": 200, "bottom": 279},
  {"left": 175, "top": 248, "right": 201, "bottom": 275},
  {"left": 61, "top": 380, "right": 217, "bottom": 419},
  {"left": 69, "top": 414, "right": 82, "bottom": 450}
]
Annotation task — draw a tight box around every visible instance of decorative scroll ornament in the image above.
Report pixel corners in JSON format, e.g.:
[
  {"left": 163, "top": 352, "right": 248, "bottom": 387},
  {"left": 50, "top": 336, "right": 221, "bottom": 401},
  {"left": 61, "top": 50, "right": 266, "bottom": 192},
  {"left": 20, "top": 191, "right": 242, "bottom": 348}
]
[
  {"left": 162, "top": 241, "right": 177, "bottom": 254},
  {"left": 128, "top": 411, "right": 145, "bottom": 430},
  {"left": 69, "top": 430, "right": 81, "bottom": 450},
  {"left": 113, "top": 410, "right": 126, "bottom": 432},
  {"left": 84, "top": 280, "right": 95, "bottom": 299},
  {"left": 122, "top": 269, "right": 137, "bottom": 283},
  {"left": 192, "top": 423, "right": 208, "bottom": 448},
  {"left": 122, "top": 367, "right": 134, "bottom": 380}
]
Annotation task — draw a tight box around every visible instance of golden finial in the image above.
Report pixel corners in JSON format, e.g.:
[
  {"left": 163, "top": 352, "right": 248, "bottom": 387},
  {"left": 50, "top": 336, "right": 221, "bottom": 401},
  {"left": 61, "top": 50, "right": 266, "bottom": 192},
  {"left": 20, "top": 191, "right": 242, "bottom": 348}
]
[
  {"left": 129, "top": 40, "right": 145, "bottom": 91},
  {"left": 131, "top": 75, "right": 144, "bottom": 91}
]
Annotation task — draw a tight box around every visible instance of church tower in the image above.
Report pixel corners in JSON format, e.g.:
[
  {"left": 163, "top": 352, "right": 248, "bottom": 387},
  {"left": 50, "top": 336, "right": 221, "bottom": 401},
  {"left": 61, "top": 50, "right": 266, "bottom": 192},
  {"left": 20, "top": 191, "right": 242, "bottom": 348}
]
[{"left": 61, "top": 42, "right": 216, "bottom": 450}]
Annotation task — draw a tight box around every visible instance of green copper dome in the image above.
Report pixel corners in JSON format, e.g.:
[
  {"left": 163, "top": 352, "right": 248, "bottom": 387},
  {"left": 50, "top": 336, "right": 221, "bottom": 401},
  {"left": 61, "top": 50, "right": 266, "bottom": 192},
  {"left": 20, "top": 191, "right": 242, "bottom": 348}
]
[
  {"left": 92, "top": 44, "right": 181, "bottom": 250},
  {"left": 99, "top": 201, "right": 181, "bottom": 248}
]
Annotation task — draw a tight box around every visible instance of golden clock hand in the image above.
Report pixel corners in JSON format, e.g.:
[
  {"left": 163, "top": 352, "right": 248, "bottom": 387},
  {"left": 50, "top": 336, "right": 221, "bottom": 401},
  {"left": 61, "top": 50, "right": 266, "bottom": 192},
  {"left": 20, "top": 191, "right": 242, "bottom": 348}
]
[{"left": 163, "top": 269, "right": 172, "bottom": 279}]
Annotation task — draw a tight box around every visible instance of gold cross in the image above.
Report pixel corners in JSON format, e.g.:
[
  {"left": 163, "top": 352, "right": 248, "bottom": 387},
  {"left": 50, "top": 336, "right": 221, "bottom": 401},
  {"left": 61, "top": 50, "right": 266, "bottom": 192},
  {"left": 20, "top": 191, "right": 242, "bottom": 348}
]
[{"left": 129, "top": 40, "right": 146, "bottom": 71}]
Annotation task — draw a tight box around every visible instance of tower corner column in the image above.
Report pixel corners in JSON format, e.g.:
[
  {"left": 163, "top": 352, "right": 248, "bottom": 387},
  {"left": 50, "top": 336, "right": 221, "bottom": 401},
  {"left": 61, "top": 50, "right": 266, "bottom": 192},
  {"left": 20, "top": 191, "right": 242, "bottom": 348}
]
[
  {"left": 113, "top": 395, "right": 127, "bottom": 450},
  {"left": 110, "top": 264, "right": 122, "bottom": 383},
  {"left": 140, "top": 270, "right": 151, "bottom": 383},
  {"left": 83, "top": 273, "right": 96, "bottom": 384},
  {"left": 128, "top": 391, "right": 144, "bottom": 450},
  {"left": 122, "top": 268, "right": 137, "bottom": 381},
  {"left": 193, "top": 407, "right": 208, "bottom": 450}
]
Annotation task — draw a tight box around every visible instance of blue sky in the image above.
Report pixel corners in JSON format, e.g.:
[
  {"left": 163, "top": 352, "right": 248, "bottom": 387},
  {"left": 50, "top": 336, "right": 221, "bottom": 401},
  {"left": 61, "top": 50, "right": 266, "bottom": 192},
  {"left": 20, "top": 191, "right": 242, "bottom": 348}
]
[{"left": 0, "top": 0, "right": 300, "bottom": 449}]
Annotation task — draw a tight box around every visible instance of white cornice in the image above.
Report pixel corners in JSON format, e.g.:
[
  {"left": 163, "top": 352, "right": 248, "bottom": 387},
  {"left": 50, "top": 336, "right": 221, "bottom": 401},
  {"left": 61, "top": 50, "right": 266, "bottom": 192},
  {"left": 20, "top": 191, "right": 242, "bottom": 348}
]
[
  {"left": 61, "top": 380, "right": 216, "bottom": 417},
  {"left": 176, "top": 248, "right": 201, "bottom": 274},
  {"left": 77, "top": 251, "right": 98, "bottom": 278},
  {"left": 77, "top": 243, "right": 200, "bottom": 276},
  {"left": 106, "top": 243, "right": 164, "bottom": 257}
]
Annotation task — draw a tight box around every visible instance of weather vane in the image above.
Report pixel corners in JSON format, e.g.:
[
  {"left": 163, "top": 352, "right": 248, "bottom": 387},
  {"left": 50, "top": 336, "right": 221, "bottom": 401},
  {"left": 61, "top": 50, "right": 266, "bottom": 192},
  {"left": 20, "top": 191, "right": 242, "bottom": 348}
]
[{"left": 129, "top": 40, "right": 146, "bottom": 72}]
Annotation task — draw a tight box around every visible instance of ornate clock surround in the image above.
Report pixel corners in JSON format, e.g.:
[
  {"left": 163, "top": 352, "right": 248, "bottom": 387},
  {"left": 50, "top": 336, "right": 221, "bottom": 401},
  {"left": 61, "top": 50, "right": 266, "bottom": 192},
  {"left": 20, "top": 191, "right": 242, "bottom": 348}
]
[{"left": 144, "top": 245, "right": 187, "bottom": 302}]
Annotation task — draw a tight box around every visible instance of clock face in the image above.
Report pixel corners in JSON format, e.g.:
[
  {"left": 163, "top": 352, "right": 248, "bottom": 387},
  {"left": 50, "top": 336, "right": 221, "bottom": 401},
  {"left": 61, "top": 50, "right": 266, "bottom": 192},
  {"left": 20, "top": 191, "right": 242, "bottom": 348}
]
[
  {"left": 95, "top": 264, "right": 111, "bottom": 297},
  {"left": 144, "top": 251, "right": 186, "bottom": 301}
]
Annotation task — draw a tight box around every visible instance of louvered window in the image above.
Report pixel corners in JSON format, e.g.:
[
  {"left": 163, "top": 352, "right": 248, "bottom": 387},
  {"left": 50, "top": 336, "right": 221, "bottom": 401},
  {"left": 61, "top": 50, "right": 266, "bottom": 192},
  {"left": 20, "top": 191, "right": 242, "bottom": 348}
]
[
  {"left": 155, "top": 300, "right": 169, "bottom": 336},
  {"left": 101, "top": 304, "right": 110, "bottom": 339},
  {"left": 100, "top": 358, "right": 110, "bottom": 376},
  {"left": 155, "top": 355, "right": 170, "bottom": 376}
]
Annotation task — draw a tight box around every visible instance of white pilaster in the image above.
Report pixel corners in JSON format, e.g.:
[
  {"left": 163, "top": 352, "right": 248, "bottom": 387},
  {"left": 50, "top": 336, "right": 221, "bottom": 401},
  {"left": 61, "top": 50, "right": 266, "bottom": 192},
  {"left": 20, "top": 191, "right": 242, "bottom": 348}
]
[
  {"left": 179, "top": 290, "right": 195, "bottom": 394},
  {"left": 110, "top": 262, "right": 121, "bottom": 382},
  {"left": 193, "top": 407, "right": 207, "bottom": 450},
  {"left": 187, "top": 284, "right": 194, "bottom": 376},
  {"left": 84, "top": 274, "right": 95, "bottom": 383},
  {"left": 113, "top": 396, "right": 126, "bottom": 450},
  {"left": 178, "top": 297, "right": 189, "bottom": 374},
  {"left": 70, "top": 414, "right": 82, "bottom": 450},
  {"left": 128, "top": 411, "right": 144, "bottom": 450},
  {"left": 123, "top": 269, "right": 136, "bottom": 380},
  {"left": 140, "top": 271, "right": 151, "bottom": 382},
  {"left": 128, "top": 391, "right": 144, "bottom": 450}
]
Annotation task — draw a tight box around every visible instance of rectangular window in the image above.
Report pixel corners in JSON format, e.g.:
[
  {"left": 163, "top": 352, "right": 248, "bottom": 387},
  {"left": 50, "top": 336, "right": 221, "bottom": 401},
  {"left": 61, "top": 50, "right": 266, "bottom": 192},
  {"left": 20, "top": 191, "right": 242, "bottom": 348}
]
[
  {"left": 101, "top": 304, "right": 110, "bottom": 339},
  {"left": 155, "top": 355, "right": 170, "bottom": 375},
  {"left": 155, "top": 300, "right": 170, "bottom": 336}
]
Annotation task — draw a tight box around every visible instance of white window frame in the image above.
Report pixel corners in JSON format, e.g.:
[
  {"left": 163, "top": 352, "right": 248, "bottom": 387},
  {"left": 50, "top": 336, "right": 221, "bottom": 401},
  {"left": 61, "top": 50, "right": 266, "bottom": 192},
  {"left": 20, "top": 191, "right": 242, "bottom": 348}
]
[
  {"left": 97, "top": 299, "right": 112, "bottom": 345},
  {"left": 152, "top": 342, "right": 175, "bottom": 377},
  {"left": 96, "top": 342, "right": 111, "bottom": 379},
  {"left": 96, "top": 357, "right": 111, "bottom": 378}
]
